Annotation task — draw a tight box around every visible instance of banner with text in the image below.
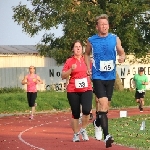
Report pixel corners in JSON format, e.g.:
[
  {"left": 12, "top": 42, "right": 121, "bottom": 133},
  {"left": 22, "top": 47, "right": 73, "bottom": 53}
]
[{"left": 0, "top": 65, "right": 150, "bottom": 91}]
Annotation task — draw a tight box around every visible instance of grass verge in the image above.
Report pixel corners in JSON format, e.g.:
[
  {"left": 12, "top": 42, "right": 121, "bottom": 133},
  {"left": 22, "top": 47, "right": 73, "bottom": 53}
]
[
  {"left": 1, "top": 90, "right": 150, "bottom": 114},
  {"left": 87, "top": 114, "right": 150, "bottom": 150},
  {"left": 0, "top": 91, "right": 70, "bottom": 114}
]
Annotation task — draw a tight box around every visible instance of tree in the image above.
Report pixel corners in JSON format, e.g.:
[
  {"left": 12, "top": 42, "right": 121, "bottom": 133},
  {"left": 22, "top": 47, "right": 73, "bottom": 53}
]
[{"left": 12, "top": 0, "right": 150, "bottom": 64}]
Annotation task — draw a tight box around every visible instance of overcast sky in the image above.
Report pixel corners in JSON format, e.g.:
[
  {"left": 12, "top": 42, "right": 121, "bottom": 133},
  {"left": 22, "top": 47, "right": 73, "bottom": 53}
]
[{"left": 0, "top": 0, "right": 63, "bottom": 45}]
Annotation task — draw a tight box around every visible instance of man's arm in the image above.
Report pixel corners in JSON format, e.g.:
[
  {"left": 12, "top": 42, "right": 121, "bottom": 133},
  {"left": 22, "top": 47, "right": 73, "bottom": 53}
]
[
  {"left": 143, "top": 76, "right": 149, "bottom": 85},
  {"left": 132, "top": 80, "right": 136, "bottom": 88},
  {"left": 142, "top": 82, "right": 148, "bottom": 85},
  {"left": 116, "top": 37, "right": 125, "bottom": 63},
  {"left": 84, "top": 40, "right": 92, "bottom": 75}
]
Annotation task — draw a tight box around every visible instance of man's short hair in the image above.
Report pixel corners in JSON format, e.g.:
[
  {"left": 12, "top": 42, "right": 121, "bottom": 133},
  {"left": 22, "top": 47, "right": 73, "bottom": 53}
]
[
  {"left": 139, "top": 67, "right": 144, "bottom": 72},
  {"left": 95, "top": 14, "right": 109, "bottom": 25}
]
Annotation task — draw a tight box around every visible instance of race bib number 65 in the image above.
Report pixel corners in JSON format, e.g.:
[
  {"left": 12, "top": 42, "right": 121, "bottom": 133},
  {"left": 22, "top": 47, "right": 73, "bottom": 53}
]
[
  {"left": 75, "top": 77, "right": 88, "bottom": 88},
  {"left": 100, "top": 60, "right": 114, "bottom": 71}
]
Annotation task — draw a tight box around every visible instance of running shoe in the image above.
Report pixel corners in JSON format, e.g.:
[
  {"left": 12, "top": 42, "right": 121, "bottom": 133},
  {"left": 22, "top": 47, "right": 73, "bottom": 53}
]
[
  {"left": 80, "top": 128, "right": 89, "bottom": 141},
  {"left": 73, "top": 133, "right": 80, "bottom": 142},
  {"left": 140, "top": 107, "right": 143, "bottom": 112},
  {"left": 105, "top": 134, "right": 114, "bottom": 148},
  {"left": 93, "top": 120, "right": 102, "bottom": 140}
]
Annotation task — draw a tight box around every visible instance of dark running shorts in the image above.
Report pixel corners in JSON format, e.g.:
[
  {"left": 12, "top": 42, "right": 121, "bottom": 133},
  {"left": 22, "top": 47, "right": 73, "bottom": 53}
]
[
  {"left": 67, "top": 90, "right": 93, "bottom": 119},
  {"left": 27, "top": 92, "right": 37, "bottom": 107},
  {"left": 135, "top": 90, "right": 145, "bottom": 99},
  {"left": 92, "top": 79, "right": 115, "bottom": 101}
]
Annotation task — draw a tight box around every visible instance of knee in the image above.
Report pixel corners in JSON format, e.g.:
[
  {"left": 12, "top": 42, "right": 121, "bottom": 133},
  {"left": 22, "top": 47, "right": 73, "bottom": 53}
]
[
  {"left": 72, "top": 113, "right": 80, "bottom": 119},
  {"left": 100, "top": 104, "right": 108, "bottom": 111},
  {"left": 82, "top": 109, "right": 91, "bottom": 116}
]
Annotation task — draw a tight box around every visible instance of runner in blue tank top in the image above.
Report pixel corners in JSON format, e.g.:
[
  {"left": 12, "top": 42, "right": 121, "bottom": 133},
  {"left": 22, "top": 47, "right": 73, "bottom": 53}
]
[{"left": 84, "top": 14, "right": 125, "bottom": 148}]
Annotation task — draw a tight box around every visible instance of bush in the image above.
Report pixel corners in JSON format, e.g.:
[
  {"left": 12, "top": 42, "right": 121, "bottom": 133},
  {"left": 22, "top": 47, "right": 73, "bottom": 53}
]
[{"left": 0, "top": 87, "right": 25, "bottom": 93}]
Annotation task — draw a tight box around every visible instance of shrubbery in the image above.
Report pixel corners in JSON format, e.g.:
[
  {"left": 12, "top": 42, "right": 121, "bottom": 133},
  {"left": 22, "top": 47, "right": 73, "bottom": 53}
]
[{"left": 0, "top": 87, "right": 25, "bottom": 93}]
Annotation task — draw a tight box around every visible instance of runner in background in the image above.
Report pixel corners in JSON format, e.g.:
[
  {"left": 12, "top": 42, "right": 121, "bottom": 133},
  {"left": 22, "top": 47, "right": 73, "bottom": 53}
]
[
  {"left": 21, "top": 66, "right": 43, "bottom": 119},
  {"left": 133, "top": 67, "right": 148, "bottom": 112}
]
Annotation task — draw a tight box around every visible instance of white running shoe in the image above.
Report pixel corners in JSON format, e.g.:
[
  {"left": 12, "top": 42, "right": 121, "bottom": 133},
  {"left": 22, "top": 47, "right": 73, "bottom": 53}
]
[
  {"left": 105, "top": 134, "right": 114, "bottom": 148},
  {"left": 93, "top": 120, "right": 102, "bottom": 140},
  {"left": 80, "top": 128, "right": 89, "bottom": 141},
  {"left": 73, "top": 133, "right": 80, "bottom": 142}
]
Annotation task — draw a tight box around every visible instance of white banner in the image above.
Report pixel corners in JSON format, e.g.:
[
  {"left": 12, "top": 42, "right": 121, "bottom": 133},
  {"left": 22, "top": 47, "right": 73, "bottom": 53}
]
[{"left": 0, "top": 65, "right": 150, "bottom": 91}]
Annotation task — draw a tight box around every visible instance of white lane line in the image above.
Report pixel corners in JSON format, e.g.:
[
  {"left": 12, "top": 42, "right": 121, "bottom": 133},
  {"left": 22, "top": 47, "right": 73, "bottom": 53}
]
[
  {"left": 18, "top": 122, "right": 52, "bottom": 150},
  {"left": 18, "top": 118, "right": 69, "bottom": 149}
]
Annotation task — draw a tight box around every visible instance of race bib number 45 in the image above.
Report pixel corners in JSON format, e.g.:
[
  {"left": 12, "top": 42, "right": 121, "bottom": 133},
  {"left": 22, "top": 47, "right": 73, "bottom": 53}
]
[
  {"left": 75, "top": 78, "right": 88, "bottom": 88},
  {"left": 100, "top": 60, "right": 114, "bottom": 71}
]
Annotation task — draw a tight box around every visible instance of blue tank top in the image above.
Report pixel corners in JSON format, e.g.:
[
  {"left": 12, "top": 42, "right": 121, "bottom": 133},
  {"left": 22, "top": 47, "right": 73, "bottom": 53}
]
[{"left": 88, "top": 33, "right": 117, "bottom": 80}]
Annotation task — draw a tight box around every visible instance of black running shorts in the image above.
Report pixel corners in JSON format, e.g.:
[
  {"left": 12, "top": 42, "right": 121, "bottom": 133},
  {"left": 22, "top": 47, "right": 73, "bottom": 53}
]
[
  {"left": 135, "top": 90, "right": 145, "bottom": 99},
  {"left": 67, "top": 90, "right": 93, "bottom": 119},
  {"left": 27, "top": 92, "right": 37, "bottom": 107},
  {"left": 92, "top": 79, "right": 115, "bottom": 101}
]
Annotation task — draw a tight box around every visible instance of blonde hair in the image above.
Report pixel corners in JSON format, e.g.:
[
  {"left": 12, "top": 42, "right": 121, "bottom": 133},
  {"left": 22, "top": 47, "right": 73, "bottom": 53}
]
[
  {"left": 29, "top": 66, "right": 35, "bottom": 69},
  {"left": 95, "top": 14, "right": 109, "bottom": 25}
]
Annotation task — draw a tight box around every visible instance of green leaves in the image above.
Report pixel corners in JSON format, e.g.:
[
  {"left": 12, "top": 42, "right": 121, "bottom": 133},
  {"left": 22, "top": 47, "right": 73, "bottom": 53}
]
[{"left": 12, "top": 0, "right": 150, "bottom": 63}]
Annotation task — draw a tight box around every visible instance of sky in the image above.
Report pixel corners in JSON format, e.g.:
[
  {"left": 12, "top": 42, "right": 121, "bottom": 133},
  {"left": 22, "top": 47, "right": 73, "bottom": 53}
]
[{"left": 0, "top": 0, "right": 63, "bottom": 45}]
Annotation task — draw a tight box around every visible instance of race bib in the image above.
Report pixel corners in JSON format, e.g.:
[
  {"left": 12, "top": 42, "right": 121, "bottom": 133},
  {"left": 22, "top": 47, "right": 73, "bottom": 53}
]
[
  {"left": 75, "top": 78, "right": 88, "bottom": 88},
  {"left": 100, "top": 60, "right": 114, "bottom": 71}
]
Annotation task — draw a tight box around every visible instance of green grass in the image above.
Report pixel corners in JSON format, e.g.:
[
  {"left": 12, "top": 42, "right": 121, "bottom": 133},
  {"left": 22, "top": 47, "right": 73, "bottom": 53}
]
[
  {"left": 36, "top": 91, "right": 69, "bottom": 111},
  {"left": 1, "top": 90, "right": 150, "bottom": 114},
  {"left": 0, "top": 91, "right": 70, "bottom": 113},
  {"left": 87, "top": 115, "right": 150, "bottom": 150}
]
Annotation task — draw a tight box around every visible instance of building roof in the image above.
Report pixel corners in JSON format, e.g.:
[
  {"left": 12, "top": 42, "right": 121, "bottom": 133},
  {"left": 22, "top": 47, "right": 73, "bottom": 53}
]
[{"left": 0, "top": 45, "right": 38, "bottom": 55}]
